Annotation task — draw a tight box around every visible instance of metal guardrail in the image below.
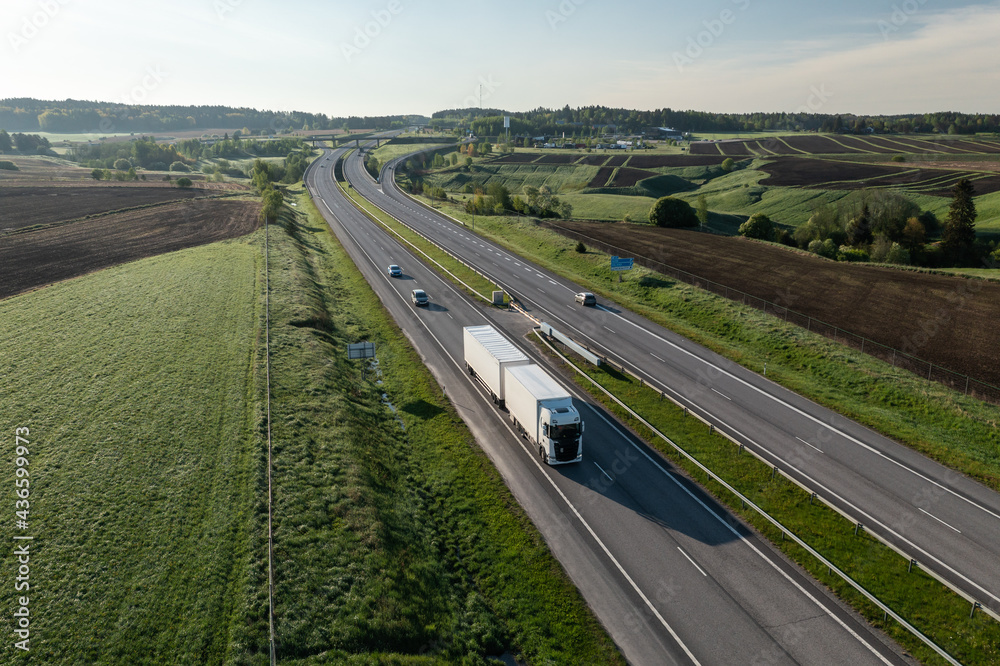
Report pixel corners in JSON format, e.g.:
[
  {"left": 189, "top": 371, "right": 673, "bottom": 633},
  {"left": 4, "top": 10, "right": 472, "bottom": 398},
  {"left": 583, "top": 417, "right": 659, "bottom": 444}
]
[
  {"left": 336, "top": 155, "right": 515, "bottom": 308},
  {"left": 536, "top": 330, "right": 964, "bottom": 666},
  {"left": 368, "top": 157, "right": 1000, "bottom": 622}
]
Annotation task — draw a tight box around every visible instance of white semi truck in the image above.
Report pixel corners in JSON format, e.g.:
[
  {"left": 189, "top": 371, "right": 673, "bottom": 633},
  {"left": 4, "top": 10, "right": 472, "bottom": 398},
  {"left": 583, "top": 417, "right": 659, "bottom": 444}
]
[
  {"left": 463, "top": 325, "right": 584, "bottom": 465},
  {"left": 504, "top": 364, "right": 584, "bottom": 465}
]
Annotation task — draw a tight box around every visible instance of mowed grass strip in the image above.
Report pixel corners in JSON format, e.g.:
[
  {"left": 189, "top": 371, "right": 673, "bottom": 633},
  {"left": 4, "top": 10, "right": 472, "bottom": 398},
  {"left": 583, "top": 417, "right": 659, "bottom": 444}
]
[
  {"left": 336, "top": 178, "right": 501, "bottom": 301},
  {"left": 266, "top": 191, "right": 624, "bottom": 664},
  {"left": 0, "top": 234, "right": 267, "bottom": 664},
  {"left": 402, "top": 194, "right": 1000, "bottom": 491},
  {"left": 542, "top": 340, "right": 1000, "bottom": 666}
]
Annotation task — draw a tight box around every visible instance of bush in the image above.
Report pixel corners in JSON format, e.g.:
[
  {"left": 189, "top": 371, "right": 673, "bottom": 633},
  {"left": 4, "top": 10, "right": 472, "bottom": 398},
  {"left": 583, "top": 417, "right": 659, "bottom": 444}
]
[
  {"left": 808, "top": 239, "right": 837, "bottom": 259},
  {"left": 113, "top": 158, "right": 131, "bottom": 171},
  {"left": 0, "top": 160, "right": 20, "bottom": 171},
  {"left": 721, "top": 157, "right": 736, "bottom": 172},
  {"left": 175, "top": 177, "right": 193, "bottom": 188},
  {"left": 837, "top": 246, "right": 870, "bottom": 262},
  {"left": 575, "top": 241, "right": 587, "bottom": 253},
  {"left": 885, "top": 242, "right": 910, "bottom": 265},
  {"left": 169, "top": 161, "right": 190, "bottom": 172},
  {"left": 891, "top": 155, "right": 906, "bottom": 162},
  {"left": 649, "top": 196, "right": 698, "bottom": 228},
  {"left": 738, "top": 213, "right": 775, "bottom": 241}
]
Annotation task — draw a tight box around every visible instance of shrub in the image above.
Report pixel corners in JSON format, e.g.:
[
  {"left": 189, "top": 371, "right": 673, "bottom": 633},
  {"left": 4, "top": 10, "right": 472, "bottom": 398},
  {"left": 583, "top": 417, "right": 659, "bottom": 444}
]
[
  {"left": 176, "top": 177, "right": 193, "bottom": 188},
  {"left": 169, "top": 161, "right": 190, "bottom": 172},
  {"left": 885, "top": 242, "right": 910, "bottom": 265},
  {"left": 808, "top": 239, "right": 837, "bottom": 259},
  {"left": 891, "top": 155, "right": 906, "bottom": 162},
  {"left": 575, "top": 241, "right": 587, "bottom": 253},
  {"left": 113, "top": 158, "right": 131, "bottom": 171},
  {"left": 837, "top": 246, "right": 870, "bottom": 262},
  {"left": 649, "top": 196, "right": 698, "bottom": 228},
  {"left": 738, "top": 213, "right": 775, "bottom": 241},
  {"left": 721, "top": 157, "right": 735, "bottom": 172},
  {"left": 0, "top": 160, "right": 20, "bottom": 171}
]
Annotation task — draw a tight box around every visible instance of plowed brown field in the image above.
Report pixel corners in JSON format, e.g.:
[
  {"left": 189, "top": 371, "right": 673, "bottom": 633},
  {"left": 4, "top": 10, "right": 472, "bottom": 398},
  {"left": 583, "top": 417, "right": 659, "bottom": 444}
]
[
  {"left": 543, "top": 219, "right": 1000, "bottom": 395},
  {"left": 1, "top": 199, "right": 260, "bottom": 299}
]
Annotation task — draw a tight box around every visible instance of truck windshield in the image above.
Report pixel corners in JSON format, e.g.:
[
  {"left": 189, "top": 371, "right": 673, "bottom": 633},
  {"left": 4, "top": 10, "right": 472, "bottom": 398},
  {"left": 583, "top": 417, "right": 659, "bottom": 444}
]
[{"left": 550, "top": 423, "right": 581, "bottom": 441}]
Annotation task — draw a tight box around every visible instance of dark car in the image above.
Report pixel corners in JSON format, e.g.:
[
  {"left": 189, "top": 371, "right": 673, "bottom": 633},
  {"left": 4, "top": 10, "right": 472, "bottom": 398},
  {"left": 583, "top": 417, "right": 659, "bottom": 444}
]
[
  {"left": 387, "top": 264, "right": 402, "bottom": 278},
  {"left": 411, "top": 289, "right": 429, "bottom": 306}
]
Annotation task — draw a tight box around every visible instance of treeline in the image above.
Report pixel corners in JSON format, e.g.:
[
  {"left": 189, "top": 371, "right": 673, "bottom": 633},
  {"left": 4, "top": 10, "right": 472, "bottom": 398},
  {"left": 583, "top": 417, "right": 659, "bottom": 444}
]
[
  {"left": 432, "top": 106, "right": 1000, "bottom": 137},
  {"left": 739, "top": 182, "right": 995, "bottom": 268},
  {"left": 0, "top": 98, "right": 428, "bottom": 133},
  {"left": 67, "top": 136, "right": 307, "bottom": 170},
  {"left": 0, "top": 130, "right": 52, "bottom": 154}
]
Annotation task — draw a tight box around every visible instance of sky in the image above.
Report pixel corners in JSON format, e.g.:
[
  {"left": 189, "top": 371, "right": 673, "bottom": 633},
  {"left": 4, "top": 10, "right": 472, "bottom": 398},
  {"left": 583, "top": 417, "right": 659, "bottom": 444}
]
[{"left": 3, "top": 0, "right": 1000, "bottom": 118}]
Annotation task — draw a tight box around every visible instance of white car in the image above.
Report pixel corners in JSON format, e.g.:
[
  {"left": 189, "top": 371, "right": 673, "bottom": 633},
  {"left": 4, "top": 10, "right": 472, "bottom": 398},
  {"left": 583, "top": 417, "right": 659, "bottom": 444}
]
[
  {"left": 411, "top": 289, "right": 429, "bottom": 306},
  {"left": 575, "top": 292, "right": 596, "bottom": 306}
]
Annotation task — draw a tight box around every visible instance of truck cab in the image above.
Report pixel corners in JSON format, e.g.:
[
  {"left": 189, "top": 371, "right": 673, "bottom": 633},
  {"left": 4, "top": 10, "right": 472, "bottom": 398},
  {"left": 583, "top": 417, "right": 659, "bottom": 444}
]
[{"left": 540, "top": 404, "right": 583, "bottom": 464}]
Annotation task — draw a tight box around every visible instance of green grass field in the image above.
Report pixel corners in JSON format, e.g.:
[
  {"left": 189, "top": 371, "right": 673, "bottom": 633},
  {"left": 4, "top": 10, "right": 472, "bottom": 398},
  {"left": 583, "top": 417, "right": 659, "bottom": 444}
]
[
  {"left": 0, "top": 235, "right": 265, "bottom": 664},
  {"left": 372, "top": 141, "right": 457, "bottom": 166}
]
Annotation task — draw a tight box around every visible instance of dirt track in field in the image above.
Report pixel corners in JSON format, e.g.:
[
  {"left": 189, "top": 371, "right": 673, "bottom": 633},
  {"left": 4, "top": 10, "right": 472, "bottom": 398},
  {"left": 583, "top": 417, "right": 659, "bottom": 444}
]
[
  {"left": 543, "top": 219, "right": 1000, "bottom": 394},
  {"left": 1, "top": 199, "right": 261, "bottom": 299}
]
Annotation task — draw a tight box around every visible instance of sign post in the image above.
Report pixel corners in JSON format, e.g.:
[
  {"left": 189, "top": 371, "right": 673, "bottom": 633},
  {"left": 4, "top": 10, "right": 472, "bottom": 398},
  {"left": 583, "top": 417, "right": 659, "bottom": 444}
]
[
  {"left": 610, "top": 256, "right": 634, "bottom": 281},
  {"left": 347, "top": 342, "right": 376, "bottom": 380}
]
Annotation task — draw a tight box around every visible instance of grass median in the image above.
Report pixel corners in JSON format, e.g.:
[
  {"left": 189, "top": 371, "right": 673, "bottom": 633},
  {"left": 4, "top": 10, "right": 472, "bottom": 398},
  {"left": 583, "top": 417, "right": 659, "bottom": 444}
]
[{"left": 536, "top": 336, "right": 1000, "bottom": 665}]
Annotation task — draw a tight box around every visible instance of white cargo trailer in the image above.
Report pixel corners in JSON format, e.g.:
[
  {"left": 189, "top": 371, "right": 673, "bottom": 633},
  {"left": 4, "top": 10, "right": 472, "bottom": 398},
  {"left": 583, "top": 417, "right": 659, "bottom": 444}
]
[
  {"left": 463, "top": 325, "right": 530, "bottom": 408},
  {"left": 504, "top": 364, "right": 583, "bottom": 465}
]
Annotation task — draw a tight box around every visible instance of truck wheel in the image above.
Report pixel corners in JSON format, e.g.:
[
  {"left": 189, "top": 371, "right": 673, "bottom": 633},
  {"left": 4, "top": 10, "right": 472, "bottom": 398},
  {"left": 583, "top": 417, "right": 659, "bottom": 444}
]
[{"left": 539, "top": 446, "right": 547, "bottom": 465}]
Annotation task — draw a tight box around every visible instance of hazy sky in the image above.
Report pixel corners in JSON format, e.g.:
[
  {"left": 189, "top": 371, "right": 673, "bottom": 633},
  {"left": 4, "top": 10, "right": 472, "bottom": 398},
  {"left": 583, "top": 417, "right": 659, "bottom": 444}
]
[{"left": 4, "top": 0, "right": 1000, "bottom": 117}]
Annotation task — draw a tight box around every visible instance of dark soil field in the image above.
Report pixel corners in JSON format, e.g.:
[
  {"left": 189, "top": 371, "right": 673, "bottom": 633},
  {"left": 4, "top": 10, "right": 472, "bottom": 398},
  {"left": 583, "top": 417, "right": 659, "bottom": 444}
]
[
  {"left": 610, "top": 167, "right": 655, "bottom": 187},
  {"left": 718, "top": 142, "right": 754, "bottom": 156},
  {"left": 606, "top": 155, "right": 629, "bottom": 167},
  {"left": 689, "top": 142, "right": 723, "bottom": 155},
  {"left": 0, "top": 185, "right": 214, "bottom": 231},
  {"left": 1, "top": 199, "right": 260, "bottom": 299},
  {"left": 693, "top": 135, "right": 1000, "bottom": 157},
  {"left": 830, "top": 136, "right": 897, "bottom": 153},
  {"left": 535, "top": 154, "right": 578, "bottom": 164},
  {"left": 759, "top": 157, "right": 1000, "bottom": 196},
  {"left": 543, "top": 219, "right": 1000, "bottom": 395},
  {"left": 587, "top": 167, "right": 615, "bottom": 188},
  {"left": 628, "top": 155, "right": 728, "bottom": 168},
  {"left": 577, "top": 155, "right": 611, "bottom": 166}
]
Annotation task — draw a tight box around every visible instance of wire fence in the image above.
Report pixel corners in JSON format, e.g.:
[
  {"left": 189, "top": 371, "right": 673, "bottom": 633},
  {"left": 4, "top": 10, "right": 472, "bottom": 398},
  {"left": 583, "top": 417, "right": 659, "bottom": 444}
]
[{"left": 543, "top": 222, "right": 1000, "bottom": 405}]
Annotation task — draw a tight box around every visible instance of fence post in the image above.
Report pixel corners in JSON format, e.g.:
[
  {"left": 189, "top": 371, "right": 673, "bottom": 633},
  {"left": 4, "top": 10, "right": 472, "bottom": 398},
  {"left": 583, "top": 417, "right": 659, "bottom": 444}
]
[{"left": 966, "top": 376, "right": 971, "bottom": 395}]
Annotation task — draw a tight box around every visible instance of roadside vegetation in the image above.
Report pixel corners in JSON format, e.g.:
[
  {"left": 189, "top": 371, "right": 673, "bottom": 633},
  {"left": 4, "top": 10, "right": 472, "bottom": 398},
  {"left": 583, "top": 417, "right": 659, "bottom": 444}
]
[{"left": 266, "top": 186, "right": 624, "bottom": 664}]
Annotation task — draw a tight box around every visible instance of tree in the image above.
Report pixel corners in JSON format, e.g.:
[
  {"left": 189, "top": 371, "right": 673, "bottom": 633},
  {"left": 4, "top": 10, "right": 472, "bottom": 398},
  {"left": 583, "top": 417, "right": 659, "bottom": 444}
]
[
  {"left": 901, "top": 217, "right": 925, "bottom": 250},
  {"left": 941, "top": 178, "right": 977, "bottom": 263},
  {"left": 176, "top": 177, "right": 193, "bottom": 188},
  {"left": 169, "top": 161, "right": 190, "bottom": 172},
  {"left": 91, "top": 168, "right": 104, "bottom": 181},
  {"left": 738, "top": 213, "right": 775, "bottom": 241},
  {"left": 721, "top": 157, "right": 735, "bottom": 173},
  {"left": 114, "top": 158, "right": 131, "bottom": 171},
  {"left": 262, "top": 187, "right": 283, "bottom": 220},
  {"left": 0, "top": 129, "right": 11, "bottom": 152},
  {"left": 649, "top": 197, "right": 698, "bottom": 228},
  {"left": 845, "top": 203, "right": 873, "bottom": 246},
  {"left": 696, "top": 194, "right": 709, "bottom": 228}
]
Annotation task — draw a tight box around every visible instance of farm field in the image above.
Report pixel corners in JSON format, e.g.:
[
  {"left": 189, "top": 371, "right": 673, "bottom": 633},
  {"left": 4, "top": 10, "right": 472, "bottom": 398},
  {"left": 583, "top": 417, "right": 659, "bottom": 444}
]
[
  {"left": 0, "top": 198, "right": 260, "bottom": 299},
  {"left": 544, "top": 219, "right": 1000, "bottom": 391},
  {"left": 0, "top": 235, "right": 263, "bottom": 663},
  {"left": 0, "top": 185, "right": 218, "bottom": 230}
]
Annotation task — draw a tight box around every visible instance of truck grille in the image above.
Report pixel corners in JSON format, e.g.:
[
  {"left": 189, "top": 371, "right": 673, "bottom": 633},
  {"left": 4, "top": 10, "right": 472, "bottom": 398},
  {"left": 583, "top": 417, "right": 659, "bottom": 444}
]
[{"left": 555, "top": 443, "right": 579, "bottom": 462}]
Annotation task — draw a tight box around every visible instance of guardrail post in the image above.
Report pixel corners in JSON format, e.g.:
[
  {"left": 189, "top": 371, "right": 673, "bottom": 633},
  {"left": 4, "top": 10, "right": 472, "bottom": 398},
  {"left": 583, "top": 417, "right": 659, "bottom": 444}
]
[
  {"left": 739, "top": 443, "right": 744, "bottom": 455},
  {"left": 709, "top": 424, "right": 714, "bottom": 435},
  {"left": 683, "top": 407, "right": 688, "bottom": 417},
  {"left": 810, "top": 492, "right": 816, "bottom": 505},
  {"left": 771, "top": 466, "right": 778, "bottom": 480},
  {"left": 971, "top": 601, "right": 981, "bottom": 619},
  {"left": 908, "top": 559, "right": 916, "bottom": 573},
  {"left": 855, "top": 522, "right": 863, "bottom": 536}
]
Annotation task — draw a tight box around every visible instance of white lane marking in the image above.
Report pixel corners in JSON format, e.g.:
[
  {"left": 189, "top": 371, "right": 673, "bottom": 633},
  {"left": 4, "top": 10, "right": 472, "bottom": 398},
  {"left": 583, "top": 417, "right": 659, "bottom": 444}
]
[
  {"left": 604, "top": 326, "right": 616, "bottom": 334},
  {"left": 594, "top": 461, "right": 614, "bottom": 483},
  {"left": 446, "top": 313, "right": 454, "bottom": 320},
  {"left": 549, "top": 280, "right": 558, "bottom": 285},
  {"left": 537, "top": 288, "right": 546, "bottom": 294},
  {"left": 651, "top": 353, "right": 666, "bottom": 363},
  {"left": 711, "top": 388, "right": 731, "bottom": 401},
  {"left": 677, "top": 547, "right": 708, "bottom": 577},
  {"left": 920, "top": 509, "right": 962, "bottom": 534},
  {"left": 578, "top": 403, "right": 894, "bottom": 665},
  {"left": 797, "top": 437, "right": 824, "bottom": 454}
]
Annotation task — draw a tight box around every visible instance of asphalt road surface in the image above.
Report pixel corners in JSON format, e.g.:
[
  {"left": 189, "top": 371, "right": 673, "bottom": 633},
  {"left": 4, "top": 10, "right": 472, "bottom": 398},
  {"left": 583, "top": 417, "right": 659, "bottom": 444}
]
[{"left": 305, "top": 147, "right": 912, "bottom": 665}]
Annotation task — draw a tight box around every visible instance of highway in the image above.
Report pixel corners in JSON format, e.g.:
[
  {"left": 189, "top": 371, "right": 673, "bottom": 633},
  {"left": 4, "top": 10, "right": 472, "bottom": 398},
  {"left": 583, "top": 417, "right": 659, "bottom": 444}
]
[
  {"left": 340, "top": 143, "right": 1000, "bottom": 623},
  {"left": 305, "top": 147, "right": 910, "bottom": 665}
]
